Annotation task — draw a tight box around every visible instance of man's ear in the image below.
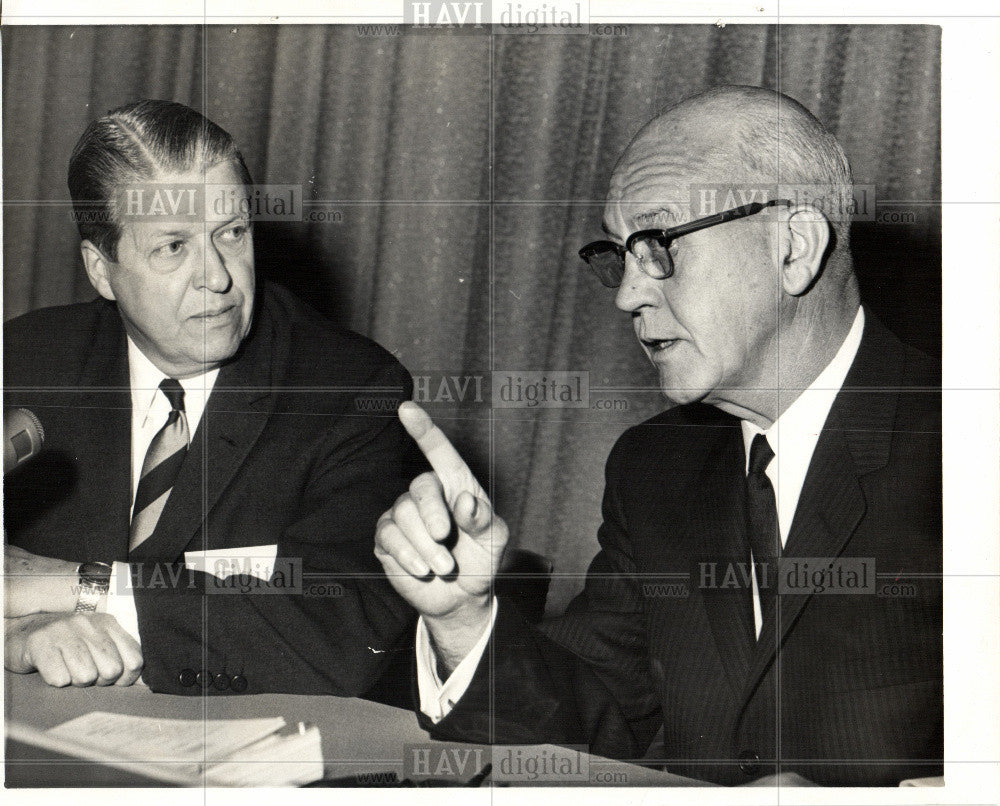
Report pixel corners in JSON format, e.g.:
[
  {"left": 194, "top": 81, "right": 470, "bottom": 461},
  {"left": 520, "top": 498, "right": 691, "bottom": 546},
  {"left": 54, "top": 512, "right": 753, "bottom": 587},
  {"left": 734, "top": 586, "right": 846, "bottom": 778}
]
[
  {"left": 80, "top": 240, "right": 116, "bottom": 301},
  {"left": 779, "top": 205, "right": 831, "bottom": 296}
]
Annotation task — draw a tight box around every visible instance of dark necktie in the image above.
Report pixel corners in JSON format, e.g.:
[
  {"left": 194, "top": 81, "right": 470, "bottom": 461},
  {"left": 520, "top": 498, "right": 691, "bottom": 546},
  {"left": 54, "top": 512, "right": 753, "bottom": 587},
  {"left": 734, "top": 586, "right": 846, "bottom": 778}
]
[
  {"left": 746, "top": 433, "right": 781, "bottom": 628},
  {"left": 129, "top": 378, "right": 189, "bottom": 552}
]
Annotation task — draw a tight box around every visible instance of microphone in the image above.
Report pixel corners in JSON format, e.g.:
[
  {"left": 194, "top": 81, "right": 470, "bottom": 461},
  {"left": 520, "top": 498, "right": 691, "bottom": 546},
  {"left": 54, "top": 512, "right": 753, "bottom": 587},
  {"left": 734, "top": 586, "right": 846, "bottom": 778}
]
[{"left": 4, "top": 408, "right": 44, "bottom": 473}]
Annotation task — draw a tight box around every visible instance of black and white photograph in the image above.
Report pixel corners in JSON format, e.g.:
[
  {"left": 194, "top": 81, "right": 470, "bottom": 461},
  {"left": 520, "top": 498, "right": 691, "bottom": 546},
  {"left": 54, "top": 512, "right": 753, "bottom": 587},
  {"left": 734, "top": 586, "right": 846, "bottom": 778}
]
[{"left": 1, "top": 0, "right": 997, "bottom": 800}]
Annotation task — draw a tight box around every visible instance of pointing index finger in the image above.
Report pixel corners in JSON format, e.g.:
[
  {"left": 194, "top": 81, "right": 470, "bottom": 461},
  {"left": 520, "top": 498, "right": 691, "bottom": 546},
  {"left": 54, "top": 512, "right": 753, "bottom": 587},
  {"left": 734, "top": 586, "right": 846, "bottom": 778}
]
[{"left": 398, "top": 401, "right": 486, "bottom": 506}]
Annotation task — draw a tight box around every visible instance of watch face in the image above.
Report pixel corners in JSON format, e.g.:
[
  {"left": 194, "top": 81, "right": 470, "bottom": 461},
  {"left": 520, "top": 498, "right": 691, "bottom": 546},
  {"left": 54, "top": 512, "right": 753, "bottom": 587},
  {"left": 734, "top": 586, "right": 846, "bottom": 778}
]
[{"left": 78, "top": 562, "right": 112, "bottom": 584}]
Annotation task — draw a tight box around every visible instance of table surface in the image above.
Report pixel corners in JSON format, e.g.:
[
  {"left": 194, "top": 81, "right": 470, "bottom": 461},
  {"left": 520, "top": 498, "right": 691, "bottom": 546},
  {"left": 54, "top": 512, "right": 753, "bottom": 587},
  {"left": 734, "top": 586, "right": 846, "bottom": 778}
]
[{"left": 4, "top": 670, "right": 699, "bottom": 787}]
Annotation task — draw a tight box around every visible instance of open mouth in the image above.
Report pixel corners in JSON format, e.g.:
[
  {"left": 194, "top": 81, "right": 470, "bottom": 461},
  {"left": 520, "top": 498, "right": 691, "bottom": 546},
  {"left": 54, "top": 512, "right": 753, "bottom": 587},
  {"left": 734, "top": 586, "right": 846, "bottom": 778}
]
[{"left": 641, "top": 338, "right": 679, "bottom": 353}]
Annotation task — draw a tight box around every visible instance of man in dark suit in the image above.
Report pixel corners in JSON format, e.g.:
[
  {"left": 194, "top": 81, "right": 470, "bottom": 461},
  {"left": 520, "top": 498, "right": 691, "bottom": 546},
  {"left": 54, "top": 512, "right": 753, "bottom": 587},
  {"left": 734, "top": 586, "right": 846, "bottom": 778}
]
[
  {"left": 373, "top": 86, "right": 942, "bottom": 785},
  {"left": 4, "top": 100, "right": 417, "bottom": 696}
]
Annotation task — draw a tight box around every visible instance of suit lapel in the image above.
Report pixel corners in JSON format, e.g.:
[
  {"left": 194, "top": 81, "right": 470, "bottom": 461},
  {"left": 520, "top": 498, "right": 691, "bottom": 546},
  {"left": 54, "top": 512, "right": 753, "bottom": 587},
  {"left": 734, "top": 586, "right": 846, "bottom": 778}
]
[
  {"left": 742, "top": 408, "right": 866, "bottom": 699},
  {"left": 128, "top": 304, "right": 277, "bottom": 562},
  {"left": 741, "top": 308, "right": 904, "bottom": 702},
  {"left": 75, "top": 304, "right": 133, "bottom": 562}
]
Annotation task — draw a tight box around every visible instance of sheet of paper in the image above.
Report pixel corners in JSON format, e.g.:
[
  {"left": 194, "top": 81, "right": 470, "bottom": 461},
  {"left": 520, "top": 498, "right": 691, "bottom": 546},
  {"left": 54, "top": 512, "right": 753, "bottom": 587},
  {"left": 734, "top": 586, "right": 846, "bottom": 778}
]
[
  {"left": 47, "top": 712, "right": 287, "bottom": 763},
  {"left": 206, "top": 724, "right": 324, "bottom": 786}
]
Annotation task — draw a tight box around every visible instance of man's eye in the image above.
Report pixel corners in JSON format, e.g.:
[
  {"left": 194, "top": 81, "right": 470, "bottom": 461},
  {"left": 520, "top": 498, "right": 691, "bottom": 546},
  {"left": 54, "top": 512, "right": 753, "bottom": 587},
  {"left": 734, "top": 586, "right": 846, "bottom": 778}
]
[
  {"left": 219, "top": 224, "right": 249, "bottom": 242},
  {"left": 152, "top": 240, "right": 185, "bottom": 258}
]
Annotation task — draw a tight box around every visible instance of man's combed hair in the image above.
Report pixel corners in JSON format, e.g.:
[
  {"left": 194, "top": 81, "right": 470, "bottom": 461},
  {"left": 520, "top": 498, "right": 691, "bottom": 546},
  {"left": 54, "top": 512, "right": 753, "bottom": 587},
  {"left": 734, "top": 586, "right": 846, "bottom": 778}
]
[{"left": 67, "top": 99, "right": 254, "bottom": 261}]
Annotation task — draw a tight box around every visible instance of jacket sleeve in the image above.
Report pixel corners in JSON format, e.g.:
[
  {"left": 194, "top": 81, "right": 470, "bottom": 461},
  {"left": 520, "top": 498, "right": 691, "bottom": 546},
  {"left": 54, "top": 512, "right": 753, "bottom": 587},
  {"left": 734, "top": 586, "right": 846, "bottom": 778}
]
[
  {"left": 131, "top": 361, "right": 421, "bottom": 696},
  {"left": 418, "top": 436, "right": 664, "bottom": 759}
]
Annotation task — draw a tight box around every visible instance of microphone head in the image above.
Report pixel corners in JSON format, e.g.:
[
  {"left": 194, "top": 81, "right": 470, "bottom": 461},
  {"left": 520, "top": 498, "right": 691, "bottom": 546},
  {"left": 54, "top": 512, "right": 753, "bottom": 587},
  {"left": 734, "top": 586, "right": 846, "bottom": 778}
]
[{"left": 4, "top": 408, "right": 45, "bottom": 472}]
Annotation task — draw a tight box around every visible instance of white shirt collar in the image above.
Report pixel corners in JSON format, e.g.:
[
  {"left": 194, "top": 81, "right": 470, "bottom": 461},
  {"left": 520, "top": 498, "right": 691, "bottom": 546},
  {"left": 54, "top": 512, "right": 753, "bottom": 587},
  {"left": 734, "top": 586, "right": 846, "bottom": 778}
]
[
  {"left": 126, "top": 337, "right": 220, "bottom": 431},
  {"left": 740, "top": 306, "right": 865, "bottom": 545}
]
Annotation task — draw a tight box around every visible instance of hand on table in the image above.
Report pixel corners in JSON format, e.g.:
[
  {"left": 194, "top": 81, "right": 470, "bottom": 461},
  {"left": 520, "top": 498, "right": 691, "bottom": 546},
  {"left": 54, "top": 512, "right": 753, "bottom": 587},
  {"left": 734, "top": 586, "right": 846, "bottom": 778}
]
[
  {"left": 4, "top": 544, "right": 79, "bottom": 616},
  {"left": 5, "top": 612, "right": 143, "bottom": 687},
  {"left": 374, "top": 402, "right": 508, "bottom": 673}
]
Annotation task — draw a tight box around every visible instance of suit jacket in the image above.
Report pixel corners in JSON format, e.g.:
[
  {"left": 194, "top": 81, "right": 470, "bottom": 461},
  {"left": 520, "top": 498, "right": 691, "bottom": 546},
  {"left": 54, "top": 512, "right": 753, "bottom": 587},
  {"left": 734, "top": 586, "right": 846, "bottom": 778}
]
[
  {"left": 422, "top": 311, "right": 942, "bottom": 786},
  {"left": 5, "top": 282, "right": 420, "bottom": 696}
]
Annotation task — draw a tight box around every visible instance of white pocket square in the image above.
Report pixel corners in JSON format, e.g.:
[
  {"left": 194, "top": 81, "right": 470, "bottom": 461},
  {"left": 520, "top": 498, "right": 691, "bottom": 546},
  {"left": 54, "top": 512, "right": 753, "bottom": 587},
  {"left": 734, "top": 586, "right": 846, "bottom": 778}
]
[{"left": 184, "top": 545, "right": 279, "bottom": 582}]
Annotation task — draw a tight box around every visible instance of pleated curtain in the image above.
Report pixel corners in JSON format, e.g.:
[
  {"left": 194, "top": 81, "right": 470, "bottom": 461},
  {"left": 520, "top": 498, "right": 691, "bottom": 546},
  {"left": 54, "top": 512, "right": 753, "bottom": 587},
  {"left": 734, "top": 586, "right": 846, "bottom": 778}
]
[{"left": 3, "top": 24, "right": 940, "bottom": 611}]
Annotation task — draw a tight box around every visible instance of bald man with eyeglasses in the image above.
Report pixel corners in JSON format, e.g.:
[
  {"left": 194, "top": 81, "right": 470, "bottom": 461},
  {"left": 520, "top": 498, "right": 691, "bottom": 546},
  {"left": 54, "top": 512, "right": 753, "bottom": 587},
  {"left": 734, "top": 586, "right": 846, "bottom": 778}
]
[{"left": 375, "top": 86, "right": 942, "bottom": 786}]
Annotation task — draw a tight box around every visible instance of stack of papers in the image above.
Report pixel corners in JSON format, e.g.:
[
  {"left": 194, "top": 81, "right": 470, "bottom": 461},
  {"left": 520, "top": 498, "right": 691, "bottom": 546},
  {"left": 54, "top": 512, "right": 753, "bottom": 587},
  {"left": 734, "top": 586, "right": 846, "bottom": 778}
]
[{"left": 45, "top": 711, "right": 323, "bottom": 786}]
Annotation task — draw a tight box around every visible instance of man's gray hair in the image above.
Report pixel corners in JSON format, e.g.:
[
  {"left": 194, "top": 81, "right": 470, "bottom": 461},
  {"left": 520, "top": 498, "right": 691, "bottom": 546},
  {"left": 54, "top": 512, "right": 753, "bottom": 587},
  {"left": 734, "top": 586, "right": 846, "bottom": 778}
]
[
  {"left": 652, "top": 85, "right": 856, "bottom": 263},
  {"left": 725, "top": 87, "right": 854, "bottom": 258}
]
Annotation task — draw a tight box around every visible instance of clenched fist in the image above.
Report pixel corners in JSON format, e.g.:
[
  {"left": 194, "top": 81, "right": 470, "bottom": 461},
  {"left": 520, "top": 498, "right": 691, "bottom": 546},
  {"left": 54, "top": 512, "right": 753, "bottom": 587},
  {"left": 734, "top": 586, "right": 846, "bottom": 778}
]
[{"left": 5, "top": 612, "right": 143, "bottom": 687}]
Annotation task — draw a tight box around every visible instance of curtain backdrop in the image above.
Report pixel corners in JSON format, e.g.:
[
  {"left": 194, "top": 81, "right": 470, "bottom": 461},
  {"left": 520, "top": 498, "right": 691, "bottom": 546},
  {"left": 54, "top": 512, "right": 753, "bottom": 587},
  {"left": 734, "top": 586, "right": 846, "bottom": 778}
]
[{"left": 2, "top": 24, "right": 940, "bottom": 612}]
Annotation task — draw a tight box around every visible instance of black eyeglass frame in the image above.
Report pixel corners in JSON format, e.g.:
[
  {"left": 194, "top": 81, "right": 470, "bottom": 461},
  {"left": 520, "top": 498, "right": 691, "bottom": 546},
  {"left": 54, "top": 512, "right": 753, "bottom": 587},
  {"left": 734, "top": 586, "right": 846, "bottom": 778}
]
[{"left": 578, "top": 198, "right": 793, "bottom": 287}]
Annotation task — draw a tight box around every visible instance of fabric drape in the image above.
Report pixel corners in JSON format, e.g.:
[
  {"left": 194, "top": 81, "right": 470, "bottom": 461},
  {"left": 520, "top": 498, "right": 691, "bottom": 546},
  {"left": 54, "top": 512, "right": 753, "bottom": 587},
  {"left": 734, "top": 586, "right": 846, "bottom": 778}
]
[{"left": 2, "top": 24, "right": 940, "bottom": 611}]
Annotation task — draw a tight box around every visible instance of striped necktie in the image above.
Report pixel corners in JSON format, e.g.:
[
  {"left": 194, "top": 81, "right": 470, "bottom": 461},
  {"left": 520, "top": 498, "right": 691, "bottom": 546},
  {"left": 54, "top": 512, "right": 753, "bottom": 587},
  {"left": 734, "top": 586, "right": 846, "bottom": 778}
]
[
  {"left": 129, "top": 378, "right": 189, "bottom": 552},
  {"left": 746, "top": 433, "right": 781, "bottom": 630}
]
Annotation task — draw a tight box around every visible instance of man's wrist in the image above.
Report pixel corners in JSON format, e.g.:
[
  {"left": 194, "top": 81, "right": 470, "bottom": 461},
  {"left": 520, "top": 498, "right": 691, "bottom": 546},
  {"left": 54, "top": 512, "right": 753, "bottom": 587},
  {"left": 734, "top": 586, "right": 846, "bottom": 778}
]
[
  {"left": 47, "top": 559, "right": 84, "bottom": 612},
  {"left": 423, "top": 598, "right": 493, "bottom": 678}
]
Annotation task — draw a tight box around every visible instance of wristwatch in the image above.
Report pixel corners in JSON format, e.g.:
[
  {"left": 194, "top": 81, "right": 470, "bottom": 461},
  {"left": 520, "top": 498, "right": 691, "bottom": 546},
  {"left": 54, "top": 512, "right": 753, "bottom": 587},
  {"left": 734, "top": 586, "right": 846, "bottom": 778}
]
[{"left": 74, "top": 562, "right": 112, "bottom": 612}]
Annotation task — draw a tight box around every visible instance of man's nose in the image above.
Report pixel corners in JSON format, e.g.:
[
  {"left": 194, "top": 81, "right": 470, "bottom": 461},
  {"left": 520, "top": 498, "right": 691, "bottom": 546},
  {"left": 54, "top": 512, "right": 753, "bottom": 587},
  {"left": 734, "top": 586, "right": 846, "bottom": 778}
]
[
  {"left": 195, "top": 241, "right": 233, "bottom": 294},
  {"left": 614, "top": 253, "right": 660, "bottom": 312}
]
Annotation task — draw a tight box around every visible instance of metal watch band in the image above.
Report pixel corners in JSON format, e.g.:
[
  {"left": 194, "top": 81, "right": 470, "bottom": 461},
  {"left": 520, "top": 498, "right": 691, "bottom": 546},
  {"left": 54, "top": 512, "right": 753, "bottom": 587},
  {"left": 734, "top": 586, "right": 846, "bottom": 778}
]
[
  {"left": 74, "top": 562, "right": 112, "bottom": 613},
  {"left": 73, "top": 586, "right": 102, "bottom": 612}
]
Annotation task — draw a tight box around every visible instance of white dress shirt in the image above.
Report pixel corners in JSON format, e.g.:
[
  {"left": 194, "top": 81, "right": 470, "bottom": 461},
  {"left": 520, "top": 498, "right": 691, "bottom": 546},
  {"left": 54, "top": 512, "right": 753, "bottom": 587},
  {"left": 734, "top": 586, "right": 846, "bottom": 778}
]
[
  {"left": 105, "top": 337, "right": 219, "bottom": 645},
  {"left": 417, "top": 306, "right": 865, "bottom": 721},
  {"left": 740, "top": 306, "right": 864, "bottom": 636}
]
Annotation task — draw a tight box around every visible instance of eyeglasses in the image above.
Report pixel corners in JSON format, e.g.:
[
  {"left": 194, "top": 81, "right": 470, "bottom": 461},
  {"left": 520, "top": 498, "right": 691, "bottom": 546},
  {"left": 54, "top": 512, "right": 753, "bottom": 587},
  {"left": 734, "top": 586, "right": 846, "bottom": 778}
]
[{"left": 578, "top": 199, "right": 792, "bottom": 288}]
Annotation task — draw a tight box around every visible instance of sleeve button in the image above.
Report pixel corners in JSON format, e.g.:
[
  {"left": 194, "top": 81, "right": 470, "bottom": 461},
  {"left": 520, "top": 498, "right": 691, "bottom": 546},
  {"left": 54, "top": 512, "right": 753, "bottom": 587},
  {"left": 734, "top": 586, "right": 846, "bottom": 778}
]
[
  {"left": 178, "top": 668, "right": 197, "bottom": 687},
  {"left": 213, "top": 672, "right": 231, "bottom": 691},
  {"left": 738, "top": 750, "right": 762, "bottom": 777},
  {"left": 230, "top": 674, "right": 248, "bottom": 693},
  {"left": 196, "top": 670, "right": 213, "bottom": 688}
]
